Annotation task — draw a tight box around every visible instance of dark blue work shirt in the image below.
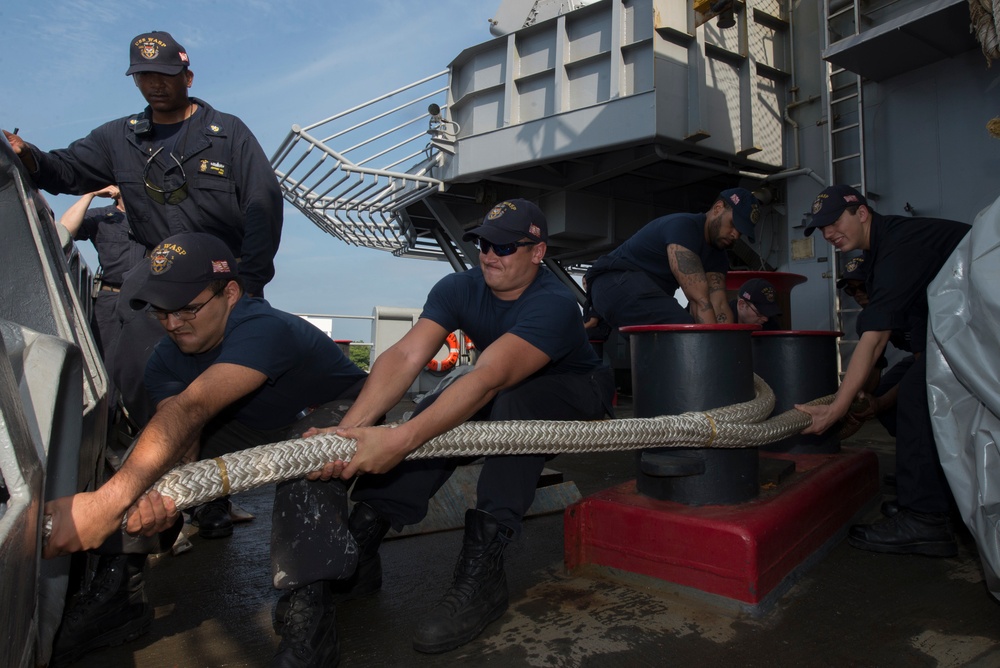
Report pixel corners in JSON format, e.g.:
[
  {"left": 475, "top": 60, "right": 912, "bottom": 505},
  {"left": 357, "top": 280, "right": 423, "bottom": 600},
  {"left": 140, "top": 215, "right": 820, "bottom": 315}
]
[
  {"left": 586, "top": 212, "right": 729, "bottom": 294},
  {"left": 420, "top": 266, "right": 603, "bottom": 377},
  {"left": 145, "top": 297, "right": 367, "bottom": 430},
  {"left": 859, "top": 212, "right": 970, "bottom": 354},
  {"left": 27, "top": 98, "right": 282, "bottom": 296},
  {"left": 76, "top": 205, "right": 146, "bottom": 285}
]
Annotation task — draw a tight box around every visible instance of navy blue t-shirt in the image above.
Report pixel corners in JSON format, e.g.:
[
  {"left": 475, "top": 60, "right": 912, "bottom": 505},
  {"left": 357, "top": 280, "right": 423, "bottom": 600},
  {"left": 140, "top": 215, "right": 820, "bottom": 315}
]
[
  {"left": 420, "top": 267, "right": 603, "bottom": 377},
  {"left": 590, "top": 212, "right": 729, "bottom": 294},
  {"left": 145, "top": 297, "right": 367, "bottom": 430},
  {"left": 859, "top": 212, "right": 969, "bottom": 354}
]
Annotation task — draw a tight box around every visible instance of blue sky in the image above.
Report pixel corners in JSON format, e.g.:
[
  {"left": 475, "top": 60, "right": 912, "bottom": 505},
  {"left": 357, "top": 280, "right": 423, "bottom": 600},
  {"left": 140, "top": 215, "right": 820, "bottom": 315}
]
[{"left": 2, "top": 0, "right": 496, "bottom": 341}]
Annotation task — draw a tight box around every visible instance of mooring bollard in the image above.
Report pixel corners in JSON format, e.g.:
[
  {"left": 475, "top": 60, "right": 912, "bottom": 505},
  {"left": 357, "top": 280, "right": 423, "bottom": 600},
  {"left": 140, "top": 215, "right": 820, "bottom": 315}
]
[
  {"left": 751, "top": 330, "right": 843, "bottom": 453},
  {"left": 620, "top": 324, "right": 759, "bottom": 505}
]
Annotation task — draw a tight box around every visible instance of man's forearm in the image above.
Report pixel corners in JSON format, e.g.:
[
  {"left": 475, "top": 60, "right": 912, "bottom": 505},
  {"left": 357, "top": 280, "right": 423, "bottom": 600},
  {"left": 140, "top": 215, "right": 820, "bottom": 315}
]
[
  {"left": 340, "top": 347, "right": 424, "bottom": 428},
  {"left": 393, "top": 336, "right": 549, "bottom": 451},
  {"left": 237, "top": 208, "right": 280, "bottom": 296},
  {"left": 58, "top": 193, "right": 97, "bottom": 237},
  {"left": 833, "top": 330, "right": 890, "bottom": 415},
  {"left": 393, "top": 369, "right": 500, "bottom": 450},
  {"left": 94, "top": 398, "right": 204, "bottom": 514},
  {"left": 707, "top": 273, "right": 732, "bottom": 323},
  {"left": 682, "top": 291, "right": 727, "bottom": 323},
  {"left": 669, "top": 245, "right": 715, "bottom": 323},
  {"left": 688, "top": 293, "right": 716, "bottom": 324}
]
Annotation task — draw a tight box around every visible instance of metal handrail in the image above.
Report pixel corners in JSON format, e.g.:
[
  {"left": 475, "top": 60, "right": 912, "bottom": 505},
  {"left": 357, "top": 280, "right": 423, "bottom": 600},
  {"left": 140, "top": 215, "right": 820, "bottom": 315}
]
[{"left": 272, "top": 70, "right": 454, "bottom": 254}]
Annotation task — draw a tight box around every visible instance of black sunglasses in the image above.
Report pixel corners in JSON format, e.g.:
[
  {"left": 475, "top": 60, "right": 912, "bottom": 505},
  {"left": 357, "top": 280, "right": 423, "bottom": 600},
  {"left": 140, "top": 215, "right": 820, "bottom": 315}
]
[
  {"left": 476, "top": 238, "right": 537, "bottom": 257},
  {"left": 143, "top": 146, "right": 189, "bottom": 205},
  {"left": 844, "top": 284, "right": 865, "bottom": 297}
]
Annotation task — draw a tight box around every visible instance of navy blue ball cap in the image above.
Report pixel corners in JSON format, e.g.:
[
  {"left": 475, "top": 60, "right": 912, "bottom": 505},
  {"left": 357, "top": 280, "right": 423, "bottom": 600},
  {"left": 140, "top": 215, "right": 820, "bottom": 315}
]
[
  {"left": 130, "top": 233, "right": 237, "bottom": 311},
  {"left": 836, "top": 254, "right": 869, "bottom": 289},
  {"left": 804, "top": 185, "right": 868, "bottom": 236},
  {"left": 463, "top": 199, "right": 548, "bottom": 245},
  {"left": 126, "top": 31, "right": 190, "bottom": 76},
  {"left": 719, "top": 188, "right": 761, "bottom": 243},
  {"left": 738, "top": 278, "right": 782, "bottom": 318}
]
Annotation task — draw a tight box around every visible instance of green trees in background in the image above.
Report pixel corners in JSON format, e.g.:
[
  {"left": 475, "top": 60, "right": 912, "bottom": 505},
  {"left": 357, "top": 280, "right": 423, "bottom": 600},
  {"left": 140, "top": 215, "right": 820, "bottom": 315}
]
[{"left": 349, "top": 343, "right": 371, "bottom": 371}]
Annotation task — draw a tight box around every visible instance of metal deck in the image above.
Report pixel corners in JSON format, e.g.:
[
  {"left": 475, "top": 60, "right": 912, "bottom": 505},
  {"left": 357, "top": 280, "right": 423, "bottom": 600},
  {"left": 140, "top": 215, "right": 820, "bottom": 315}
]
[{"left": 71, "top": 411, "right": 1000, "bottom": 667}]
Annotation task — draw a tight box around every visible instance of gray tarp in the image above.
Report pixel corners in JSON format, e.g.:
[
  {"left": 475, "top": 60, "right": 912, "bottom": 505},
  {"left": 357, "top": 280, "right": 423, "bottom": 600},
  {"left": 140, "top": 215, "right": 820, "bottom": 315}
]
[{"left": 927, "top": 193, "right": 1000, "bottom": 602}]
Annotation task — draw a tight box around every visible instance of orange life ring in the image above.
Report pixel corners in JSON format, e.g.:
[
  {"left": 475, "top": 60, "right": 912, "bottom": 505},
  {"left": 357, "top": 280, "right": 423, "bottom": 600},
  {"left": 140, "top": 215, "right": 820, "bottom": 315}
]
[{"left": 427, "top": 332, "right": 461, "bottom": 372}]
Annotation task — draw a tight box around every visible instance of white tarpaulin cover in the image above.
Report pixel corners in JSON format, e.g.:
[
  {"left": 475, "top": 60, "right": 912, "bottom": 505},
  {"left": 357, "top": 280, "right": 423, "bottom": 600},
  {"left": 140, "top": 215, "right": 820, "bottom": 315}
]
[{"left": 926, "top": 193, "right": 1000, "bottom": 602}]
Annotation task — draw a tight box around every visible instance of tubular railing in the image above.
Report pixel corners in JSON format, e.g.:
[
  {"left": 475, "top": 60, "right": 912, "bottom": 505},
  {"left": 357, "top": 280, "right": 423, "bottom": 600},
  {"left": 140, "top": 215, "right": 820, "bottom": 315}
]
[{"left": 271, "top": 71, "right": 455, "bottom": 254}]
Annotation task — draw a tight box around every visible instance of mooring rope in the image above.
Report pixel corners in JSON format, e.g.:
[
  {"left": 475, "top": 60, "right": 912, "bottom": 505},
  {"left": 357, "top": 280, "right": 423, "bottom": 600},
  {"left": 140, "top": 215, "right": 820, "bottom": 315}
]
[
  {"left": 970, "top": 0, "right": 1000, "bottom": 64},
  {"left": 149, "top": 375, "right": 832, "bottom": 512}
]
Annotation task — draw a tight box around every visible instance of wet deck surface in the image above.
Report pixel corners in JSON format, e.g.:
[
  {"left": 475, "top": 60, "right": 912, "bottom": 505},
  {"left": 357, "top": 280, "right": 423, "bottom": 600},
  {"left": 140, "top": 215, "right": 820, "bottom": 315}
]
[{"left": 74, "top": 402, "right": 1000, "bottom": 668}]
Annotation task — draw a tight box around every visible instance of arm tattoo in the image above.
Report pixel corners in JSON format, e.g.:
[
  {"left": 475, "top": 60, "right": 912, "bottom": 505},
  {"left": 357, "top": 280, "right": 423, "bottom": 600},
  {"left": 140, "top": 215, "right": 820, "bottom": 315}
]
[
  {"left": 668, "top": 245, "right": 714, "bottom": 322},
  {"left": 674, "top": 248, "right": 705, "bottom": 276},
  {"left": 707, "top": 272, "right": 726, "bottom": 295},
  {"left": 669, "top": 247, "right": 707, "bottom": 289}
]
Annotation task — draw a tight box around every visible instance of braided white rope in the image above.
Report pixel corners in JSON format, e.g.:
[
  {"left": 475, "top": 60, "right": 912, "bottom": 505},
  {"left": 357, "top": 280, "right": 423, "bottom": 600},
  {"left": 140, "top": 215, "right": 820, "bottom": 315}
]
[
  {"left": 153, "top": 375, "right": 832, "bottom": 511},
  {"left": 970, "top": 0, "right": 1000, "bottom": 63}
]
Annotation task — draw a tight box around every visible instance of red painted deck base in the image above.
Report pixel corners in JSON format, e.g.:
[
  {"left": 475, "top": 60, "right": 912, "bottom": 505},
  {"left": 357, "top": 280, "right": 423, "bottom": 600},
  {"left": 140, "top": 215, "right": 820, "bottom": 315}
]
[{"left": 564, "top": 448, "right": 879, "bottom": 605}]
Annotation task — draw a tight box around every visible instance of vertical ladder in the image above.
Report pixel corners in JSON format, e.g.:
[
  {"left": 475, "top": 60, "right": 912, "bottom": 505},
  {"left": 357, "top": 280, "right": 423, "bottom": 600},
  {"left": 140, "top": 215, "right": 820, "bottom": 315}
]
[{"left": 823, "top": 0, "right": 867, "bottom": 376}]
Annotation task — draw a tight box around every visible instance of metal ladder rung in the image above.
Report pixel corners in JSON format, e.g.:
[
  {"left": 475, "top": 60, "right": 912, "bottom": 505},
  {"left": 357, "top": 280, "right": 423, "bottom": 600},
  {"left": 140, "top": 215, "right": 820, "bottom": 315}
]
[
  {"left": 829, "top": 77, "right": 859, "bottom": 90},
  {"left": 825, "top": 0, "right": 866, "bottom": 380},
  {"left": 830, "top": 92, "right": 860, "bottom": 105},
  {"left": 827, "top": 5, "right": 856, "bottom": 20},
  {"left": 831, "top": 122, "right": 860, "bottom": 134}
]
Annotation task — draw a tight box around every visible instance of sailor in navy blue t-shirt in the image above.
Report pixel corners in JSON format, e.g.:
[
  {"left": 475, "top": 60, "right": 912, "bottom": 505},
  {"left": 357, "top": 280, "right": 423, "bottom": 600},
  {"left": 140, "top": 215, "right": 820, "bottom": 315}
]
[
  {"left": 585, "top": 188, "right": 761, "bottom": 327},
  {"left": 308, "top": 199, "right": 615, "bottom": 655},
  {"left": 44, "top": 232, "right": 367, "bottom": 666}
]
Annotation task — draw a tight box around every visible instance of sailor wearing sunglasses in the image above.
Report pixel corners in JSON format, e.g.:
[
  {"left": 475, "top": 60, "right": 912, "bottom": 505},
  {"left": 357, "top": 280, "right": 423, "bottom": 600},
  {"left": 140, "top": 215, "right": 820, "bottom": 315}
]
[{"left": 303, "top": 199, "right": 616, "bottom": 659}]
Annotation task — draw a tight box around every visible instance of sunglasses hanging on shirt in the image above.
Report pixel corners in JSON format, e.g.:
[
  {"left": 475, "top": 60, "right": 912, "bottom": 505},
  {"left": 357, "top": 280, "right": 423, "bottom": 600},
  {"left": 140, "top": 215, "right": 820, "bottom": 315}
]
[{"left": 143, "top": 147, "right": 189, "bottom": 205}]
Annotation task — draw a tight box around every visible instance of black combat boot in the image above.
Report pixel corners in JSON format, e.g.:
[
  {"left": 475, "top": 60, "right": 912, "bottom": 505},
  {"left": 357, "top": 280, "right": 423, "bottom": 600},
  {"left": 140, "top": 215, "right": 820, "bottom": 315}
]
[
  {"left": 412, "top": 509, "right": 514, "bottom": 654},
  {"left": 848, "top": 507, "right": 957, "bottom": 557},
  {"left": 274, "top": 502, "right": 392, "bottom": 634},
  {"left": 332, "top": 502, "right": 392, "bottom": 602},
  {"left": 52, "top": 554, "right": 152, "bottom": 666},
  {"left": 272, "top": 581, "right": 339, "bottom": 668},
  {"left": 190, "top": 496, "right": 233, "bottom": 538}
]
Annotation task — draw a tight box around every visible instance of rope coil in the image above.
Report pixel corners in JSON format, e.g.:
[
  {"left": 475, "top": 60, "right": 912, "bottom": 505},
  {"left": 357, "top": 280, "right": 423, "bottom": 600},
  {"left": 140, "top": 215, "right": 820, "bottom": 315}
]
[
  {"left": 970, "top": 0, "right": 1000, "bottom": 64},
  {"left": 150, "top": 375, "right": 831, "bottom": 512}
]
